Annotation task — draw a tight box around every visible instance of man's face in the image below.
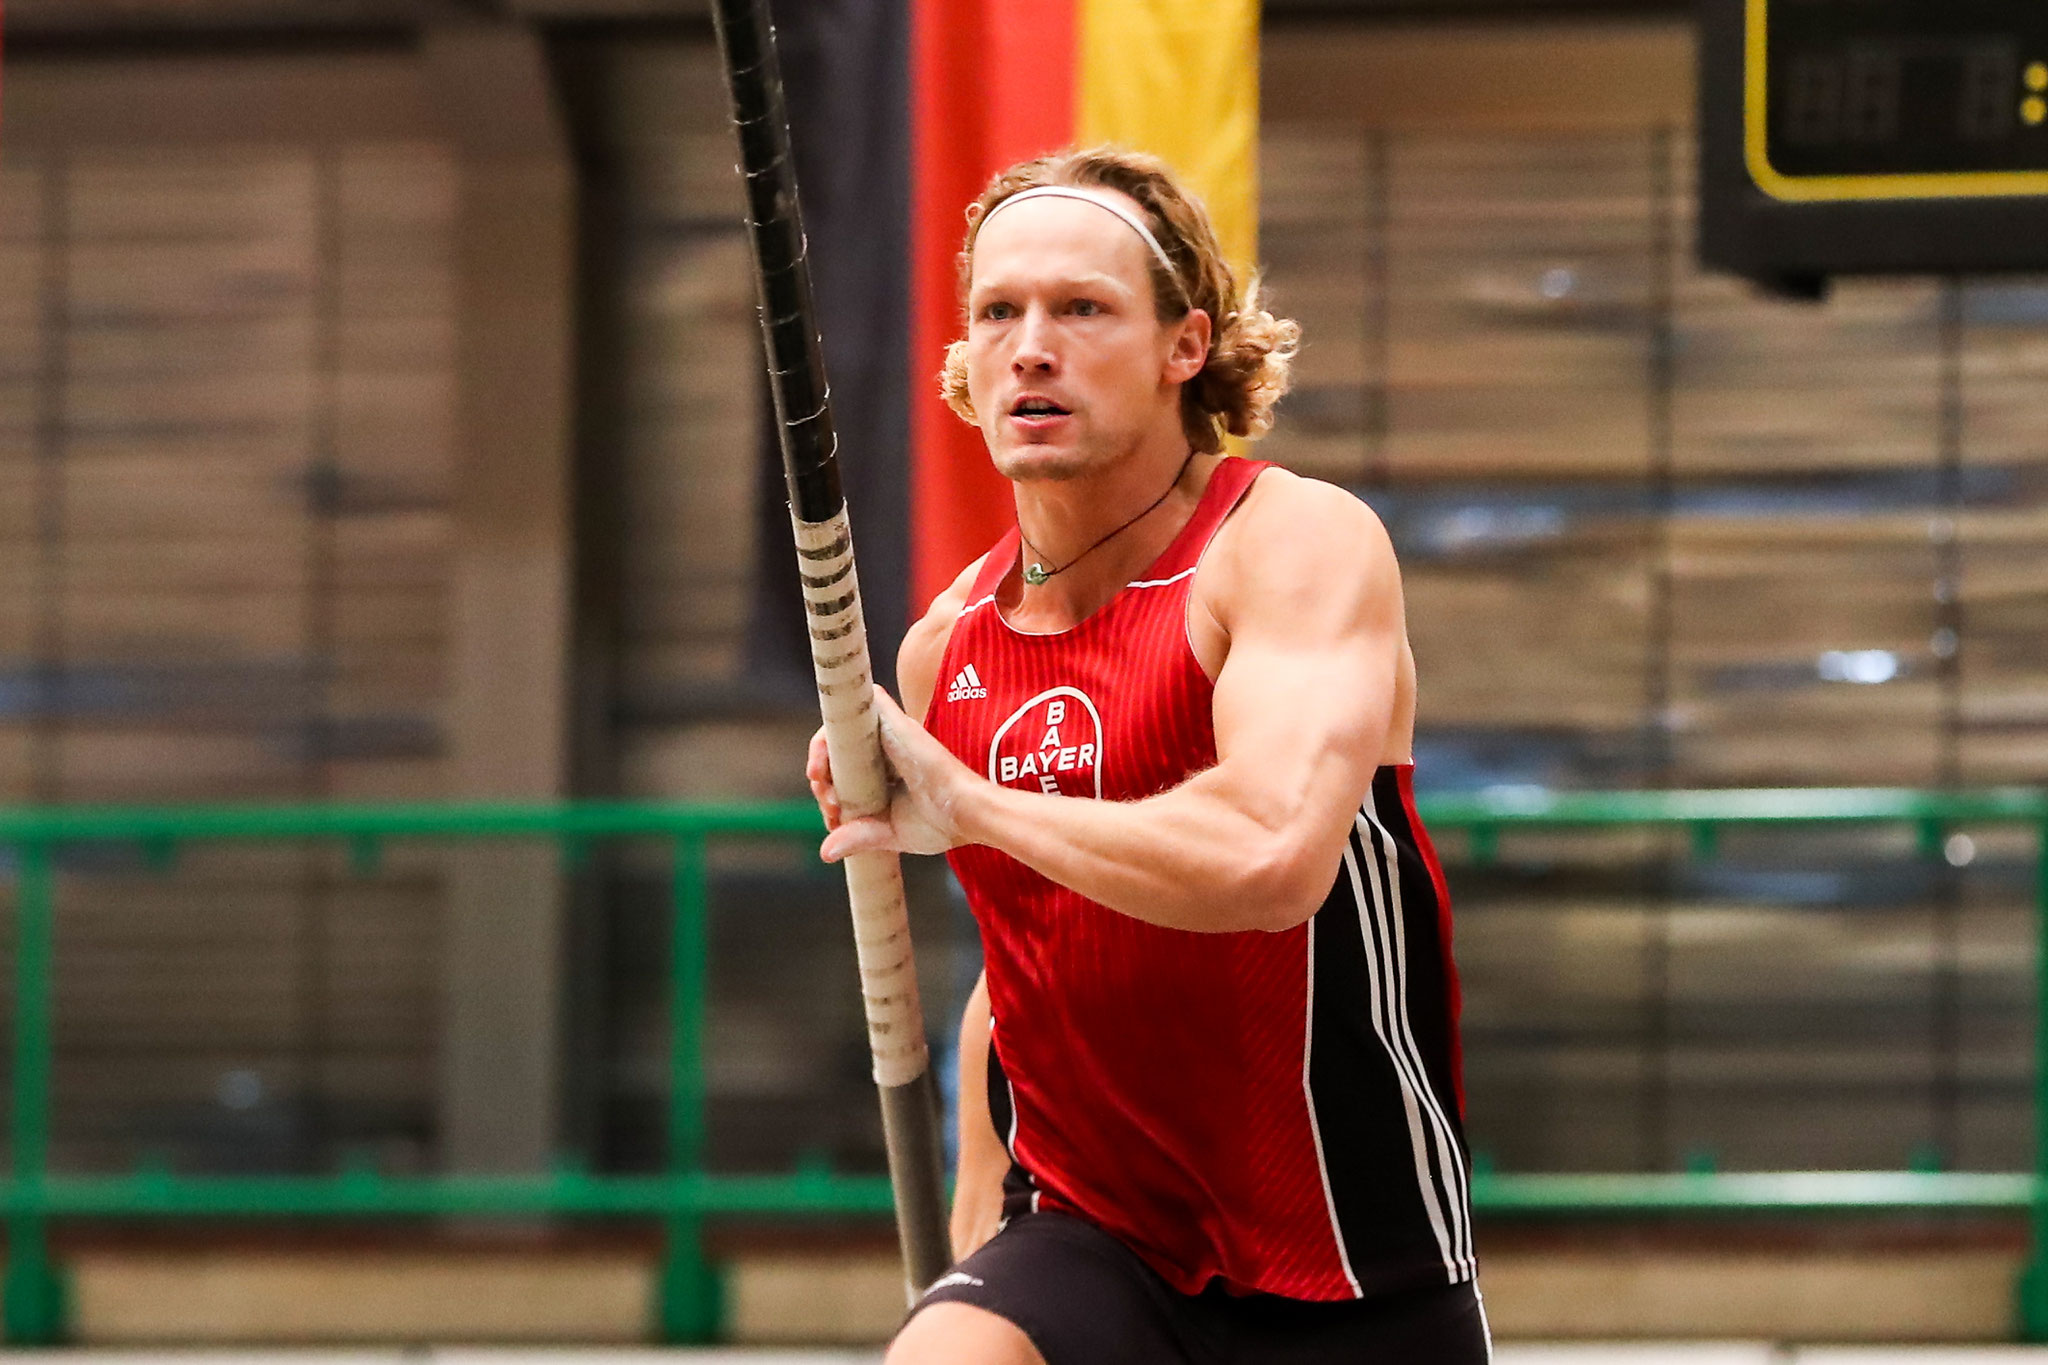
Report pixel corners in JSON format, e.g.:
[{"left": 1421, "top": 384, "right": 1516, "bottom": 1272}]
[{"left": 964, "top": 193, "right": 1200, "bottom": 482}]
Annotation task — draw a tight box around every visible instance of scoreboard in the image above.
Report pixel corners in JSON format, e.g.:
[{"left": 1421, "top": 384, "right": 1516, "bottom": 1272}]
[{"left": 1699, "top": 0, "right": 2048, "bottom": 293}]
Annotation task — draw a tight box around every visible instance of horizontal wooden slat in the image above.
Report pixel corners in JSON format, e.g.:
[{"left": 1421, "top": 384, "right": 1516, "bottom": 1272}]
[{"left": 0, "top": 113, "right": 458, "bottom": 1167}]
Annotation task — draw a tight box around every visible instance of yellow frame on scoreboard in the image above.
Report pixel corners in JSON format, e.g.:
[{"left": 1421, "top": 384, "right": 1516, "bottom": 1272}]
[{"left": 1744, "top": 0, "right": 2048, "bottom": 202}]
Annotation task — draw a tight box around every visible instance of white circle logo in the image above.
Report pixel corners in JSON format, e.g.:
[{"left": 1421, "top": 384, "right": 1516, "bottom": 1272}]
[{"left": 986, "top": 686, "right": 1104, "bottom": 799}]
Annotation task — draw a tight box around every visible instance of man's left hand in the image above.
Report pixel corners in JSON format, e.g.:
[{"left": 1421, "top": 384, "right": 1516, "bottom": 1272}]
[{"left": 818, "top": 688, "right": 977, "bottom": 862}]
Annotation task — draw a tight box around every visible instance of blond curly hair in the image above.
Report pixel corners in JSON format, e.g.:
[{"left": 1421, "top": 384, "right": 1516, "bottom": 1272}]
[{"left": 941, "top": 146, "right": 1299, "bottom": 456}]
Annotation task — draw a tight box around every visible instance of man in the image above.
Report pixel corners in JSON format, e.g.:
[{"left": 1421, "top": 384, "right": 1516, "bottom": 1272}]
[{"left": 807, "top": 147, "right": 1485, "bottom": 1364}]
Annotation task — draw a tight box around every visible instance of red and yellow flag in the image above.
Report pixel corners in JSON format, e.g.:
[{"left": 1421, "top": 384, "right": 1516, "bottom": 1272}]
[{"left": 908, "top": 0, "right": 1261, "bottom": 611}]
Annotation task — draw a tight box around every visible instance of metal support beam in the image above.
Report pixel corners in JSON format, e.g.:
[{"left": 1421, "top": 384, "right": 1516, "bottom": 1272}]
[{"left": 426, "top": 22, "right": 578, "bottom": 1178}]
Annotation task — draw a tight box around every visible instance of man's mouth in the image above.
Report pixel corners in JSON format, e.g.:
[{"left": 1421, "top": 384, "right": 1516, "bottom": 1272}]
[{"left": 1011, "top": 397, "right": 1070, "bottom": 418}]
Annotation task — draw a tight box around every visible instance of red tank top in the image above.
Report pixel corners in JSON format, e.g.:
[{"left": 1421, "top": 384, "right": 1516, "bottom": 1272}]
[{"left": 926, "top": 458, "right": 1474, "bottom": 1302}]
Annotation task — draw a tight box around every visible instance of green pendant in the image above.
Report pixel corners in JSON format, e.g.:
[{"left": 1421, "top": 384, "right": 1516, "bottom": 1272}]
[{"left": 1024, "top": 562, "right": 1051, "bottom": 586}]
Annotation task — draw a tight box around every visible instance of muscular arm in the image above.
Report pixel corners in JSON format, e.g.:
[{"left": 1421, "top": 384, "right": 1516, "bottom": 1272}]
[
  {"left": 890, "top": 579, "right": 1011, "bottom": 1259},
  {"left": 823, "top": 474, "right": 1407, "bottom": 934},
  {"left": 950, "top": 971, "right": 1008, "bottom": 1259}
]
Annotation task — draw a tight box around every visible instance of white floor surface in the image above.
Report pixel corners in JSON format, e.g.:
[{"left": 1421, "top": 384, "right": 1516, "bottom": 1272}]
[{"left": 11, "top": 1348, "right": 2048, "bottom": 1363}]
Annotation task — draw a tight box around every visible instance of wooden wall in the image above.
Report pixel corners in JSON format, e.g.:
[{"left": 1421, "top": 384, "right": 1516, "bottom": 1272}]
[
  {"left": 1257, "top": 21, "right": 2047, "bottom": 1172},
  {"left": 0, "top": 54, "right": 457, "bottom": 1173}
]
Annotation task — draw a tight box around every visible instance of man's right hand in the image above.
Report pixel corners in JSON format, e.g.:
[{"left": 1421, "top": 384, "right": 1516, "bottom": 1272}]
[
  {"left": 805, "top": 726, "right": 845, "bottom": 832},
  {"left": 802, "top": 548, "right": 987, "bottom": 859},
  {"left": 805, "top": 689, "right": 971, "bottom": 863}
]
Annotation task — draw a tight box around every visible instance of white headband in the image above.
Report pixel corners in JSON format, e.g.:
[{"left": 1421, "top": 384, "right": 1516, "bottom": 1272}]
[{"left": 972, "top": 185, "right": 1179, "bottom": 280}]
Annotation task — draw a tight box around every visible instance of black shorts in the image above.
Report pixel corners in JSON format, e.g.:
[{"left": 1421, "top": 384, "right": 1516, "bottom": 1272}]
[{"left": 908, "top": 1211, "right": 1492, "bottom": 1365}]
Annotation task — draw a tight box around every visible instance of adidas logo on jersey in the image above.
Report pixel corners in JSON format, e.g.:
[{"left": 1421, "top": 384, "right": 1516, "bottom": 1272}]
[{"left": 946, "top": 664, "right": 988, "bottom": 701}]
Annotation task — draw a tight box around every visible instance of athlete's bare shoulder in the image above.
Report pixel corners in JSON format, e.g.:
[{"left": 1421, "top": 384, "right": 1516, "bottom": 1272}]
[
  {"left": 1199, "top": 463, "right": 1399, "bottom": 635},
  {"left": 900, "top": 553, "right": 991, "bottom": 721}
]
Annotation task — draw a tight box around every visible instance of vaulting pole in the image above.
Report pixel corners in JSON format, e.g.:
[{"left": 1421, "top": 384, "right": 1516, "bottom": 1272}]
[{"left": 709, "top": 0, "right": 953, "bottom": 1300}]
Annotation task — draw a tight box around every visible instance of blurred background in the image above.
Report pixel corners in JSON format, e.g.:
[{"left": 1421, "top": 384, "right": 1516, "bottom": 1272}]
[{"left": 0, "top": 0, "right": 2046, "bottom": 1351}]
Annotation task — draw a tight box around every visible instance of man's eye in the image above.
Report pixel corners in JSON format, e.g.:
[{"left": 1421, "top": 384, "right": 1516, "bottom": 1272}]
[
  {"left": 1071, "top": 299, "right": 1101, "bottom": 317},
  {"left": 982, "top": 302, "right": 1014, "bottom": 321}
]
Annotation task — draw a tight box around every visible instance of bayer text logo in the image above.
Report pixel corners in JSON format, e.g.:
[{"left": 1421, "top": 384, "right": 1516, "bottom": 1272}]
[{"left": 987, "top": 687, "right": 1102, "bottom": 798}]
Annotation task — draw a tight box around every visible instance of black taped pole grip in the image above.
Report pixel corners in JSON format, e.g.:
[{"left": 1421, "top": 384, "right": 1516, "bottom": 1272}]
[
  {"left": 710, "top": 0, "right": 953, "bottom": 1302},
  {"left": 711, "top": 0, "right": 845, "bottom": 526}
]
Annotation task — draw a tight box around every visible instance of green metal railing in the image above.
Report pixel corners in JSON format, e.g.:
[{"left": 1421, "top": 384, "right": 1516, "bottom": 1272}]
[
  {"left": 0, "top": 801, "right": 882, "bottom": 1346},
  {"left": 0, "top": 788, "right": 2043, "bottom": 1342}
]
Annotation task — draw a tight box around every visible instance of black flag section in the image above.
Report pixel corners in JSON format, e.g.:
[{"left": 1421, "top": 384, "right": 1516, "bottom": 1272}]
[{"left": 747, "top": 0, "right": 912, "bottom": 692}]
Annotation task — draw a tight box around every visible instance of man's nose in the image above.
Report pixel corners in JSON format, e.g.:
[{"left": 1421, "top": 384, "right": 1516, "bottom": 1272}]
[{"left": 1011, "top": 307, "right": 1057, "bottom": 373}]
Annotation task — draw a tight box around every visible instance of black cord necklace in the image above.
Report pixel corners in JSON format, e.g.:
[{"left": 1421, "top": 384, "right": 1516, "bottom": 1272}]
[{"left": 1018, "top": 449, "right": 1198, "bottom": 587}]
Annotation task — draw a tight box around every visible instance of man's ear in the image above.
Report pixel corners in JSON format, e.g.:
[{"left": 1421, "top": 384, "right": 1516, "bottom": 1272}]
[{"left": 1164, "top": 309, "right": 1212, "bottom": 385}]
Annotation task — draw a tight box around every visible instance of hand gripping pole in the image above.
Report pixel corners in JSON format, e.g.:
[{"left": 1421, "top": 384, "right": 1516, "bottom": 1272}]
[{"left": 711, "top": 0, "right": 952, "bottom": 1299}]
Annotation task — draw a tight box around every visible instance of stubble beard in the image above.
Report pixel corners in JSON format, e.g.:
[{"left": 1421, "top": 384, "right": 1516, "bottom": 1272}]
[{"left": 988, "top": 423, "right": 1139, "bottom": 486}]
